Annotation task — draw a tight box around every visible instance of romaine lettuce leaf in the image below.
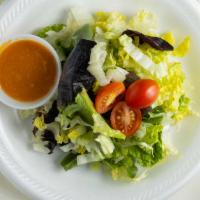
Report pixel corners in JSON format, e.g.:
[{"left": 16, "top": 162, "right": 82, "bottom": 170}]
[
  {"left": 66, "top": 7, "right": 94, "bottom": 34},
  {"left": 95, "top": 135, "right": 115, "bottom": 155},
  {"left": 162, "top": 32, "right": 175, "bottom": 46},
  {"left": 119, "top": 34, "right": 167, "bottom": 78},
  {"left": 17, "top": 109, "right": 36, "bottom": 119},
  {"left": 128, "top": 10, "right": 158, "bottom": 35},
  {"left": 61, "top": 153, "right": 77, "bottom": 170},
  {"left": 36, "top": 24, "right": 65, "bottom": 38},
  {"left": 87, "top": 42, "right": 109, "bottom": 86},
  {"left": 92, "top": 113, "right": 125, "bottom": 140},
  {"left": 75, "top": 89, "right": 125, "bottom": 139},
  {"left": 94, "top": 12, "right": 127, "bottom": 40},
  {"left": 77, "top": 152, "right": 104, "bottom": 165},
  {"left": 173, "top": 36, "right": 191, "bottom": 57},
  {"left": 103, "top": 144, "right": 137, "bottom": 180},
  {"left": 129, "top": 140, "right": 164, "bottom": 167},
  {"left": 172, "top": 94, "right": 191, "bottom": 121},
  {"left": 75, "top": 89, "right": 96, "bottom": 123},
  {"left": 106, "top": 67, "right": 129, "bottom": 82}
]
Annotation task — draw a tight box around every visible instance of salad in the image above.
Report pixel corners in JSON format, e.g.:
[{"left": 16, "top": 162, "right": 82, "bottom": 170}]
[{"left": 19, "top": 8, "right": 192, "bottom": 180}]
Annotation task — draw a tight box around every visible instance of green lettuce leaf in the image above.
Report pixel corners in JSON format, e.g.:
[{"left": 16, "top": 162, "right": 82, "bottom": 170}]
[
  {"left": 36, "top": 24, "right": 65, "bottom": 38},
  {"left": 119, "top": 34, "right": 167, "bottom": 78},
  {"left": 75, "top": 89, "right": 96, "bottom": 124},
  {"left": 95, "top": 134, "right": 115, "bottom": 155},
  {"left": 75, "top": 89, "right": 125, "bottom": 139},
  {"left": 93, "top": 113, "right": 125, "bottom": 140},
  {"left": 61, "top": 152, "right": 77, "bottom": 170}
]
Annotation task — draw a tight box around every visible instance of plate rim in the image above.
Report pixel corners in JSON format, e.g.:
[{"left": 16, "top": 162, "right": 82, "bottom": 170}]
[{"left": 1, "top": 0, "right": 200, "bottom": 200}]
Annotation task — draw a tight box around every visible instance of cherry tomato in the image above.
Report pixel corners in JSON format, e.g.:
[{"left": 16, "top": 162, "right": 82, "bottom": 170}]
[
  {"left": 95, "top": 82, "right": 125, "bottom": 114},
  {"left": 125, "top": 79, "right": 159, "bottom": 109},
  {"left": 110, "top": 101, "right": 141, "bottom": 137}
]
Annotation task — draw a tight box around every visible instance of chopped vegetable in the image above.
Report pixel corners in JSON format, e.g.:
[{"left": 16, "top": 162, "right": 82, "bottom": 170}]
[
  {"left": 119, "top": 34, "right": 168, "bottom": 78},
  {"left": 122, "top": 30, "right": 174, "bottom": 51},
  {"left": 106, "top": 67, "right": 129, "bottom": 82},
  {"left": 173, "top": 36, "right": 191, "bottom": 57},
  {"left": 125, "top": 79, "right": 160, "bottom": 109},
  {"left": 57, "top": 39, "right": 96, "bottom": 107},
  {"left": 93, "top": 113, "right": 125, "bottom": 139},
  {"left": 110, "top": 101, "right": 142, "bottom": 136},
  {"left": 95, "top": 82, "right": 125, "bottom": 114},
  {"left": 128, "top": 10, "right": 158, "bottom": 35},
  {"left": 36, "top": 24, "right": 65, "bottom": 38},
  {"left": 44, "top": 101, "right": 59, "bottom": 124},
  {"left": 87, "top": 42, "right": 109, "bottom": 86},
  {"left": 61, "top": 153, "right": 77, "bottom": 170}
]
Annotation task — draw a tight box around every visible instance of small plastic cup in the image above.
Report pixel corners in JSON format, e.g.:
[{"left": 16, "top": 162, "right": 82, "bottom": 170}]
[{"left": 0, "top": 34, "right": 61, "bottom": 110}]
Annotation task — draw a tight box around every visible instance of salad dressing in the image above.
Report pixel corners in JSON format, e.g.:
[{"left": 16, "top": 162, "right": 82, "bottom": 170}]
[{"left": 0, "top": 39, "right": 57, "bottom": 102}]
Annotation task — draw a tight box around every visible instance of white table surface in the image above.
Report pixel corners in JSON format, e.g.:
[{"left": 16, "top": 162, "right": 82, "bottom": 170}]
[{"left": 1, "top": 0, "right": 200, "bottom": 199}]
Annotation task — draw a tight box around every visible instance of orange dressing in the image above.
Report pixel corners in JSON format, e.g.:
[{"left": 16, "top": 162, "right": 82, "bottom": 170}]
[{"left": 0, "top": 39, "right": 57, "bottom": 102}]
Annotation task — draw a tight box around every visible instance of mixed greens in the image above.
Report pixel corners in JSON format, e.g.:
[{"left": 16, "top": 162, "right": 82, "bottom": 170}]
[{"left": 19, "top": 8, "right": 192, "bottom": 180}]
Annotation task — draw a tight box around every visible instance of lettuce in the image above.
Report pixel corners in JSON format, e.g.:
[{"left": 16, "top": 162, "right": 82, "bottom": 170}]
[
  {"left": 75, "top": 89, "right": 96, "bottom": 123},
  {"left": 68, "top": 125, "right": 87, "bottom": 143},
  {"left": 95, "top": 135, "right": 115, "bottom": 155},
  {"left": 104, "top": 145, "right": 138, "bottom": 180},
  {"left": 92, "top": 113, "right": 125, "bottom": 140},
  {"left": 87, "top": 42, "right": 109, "bottom": 86},
  {"left": 36, "top": 24, "right": 65, "bottom": 38},
  {"left": 162, "top": 32, "right": 175, "bottom": 46},
  {"left": 66, "top": 7, "right": 94, "bottom": 34},
  {"left": 157, "top": 63, "right": 185, "bottom": 112},
  {"left": 94, "top": 12, "right": 127, "bottom": 40},
  {"left": 119, "top": 34, "right": 167, "bottom": 78},
  {"left": 128, "top": 10, "right": 158, "bottom": 35},
  {"left": 61, "top": 153, "right": 77, "bottom": 170},
  {"left": 35, "top": 8, "right": 94, "bottom": 61},
  {"left": 172, "top": 95, "right": 191, "bottom": 121},
  {"left": 33, "top": 116, "right": 46, "bottom": 131},
  {"left": 173, "top": 36, "right": 191, "bottom": 57},
  {"left": 75, "top": 89, "right": 125, "bottom": 139},
  {"left": 106, "top": 67, "right": 128, "bottom": 82},
  {"left": 129, "top": 140, "right": 164, "bottom": 167},
  {"left": 77, "top": 152, "right": 104, "bottom": 165},
  {"left": 17, "top": 109, "right": 36, "bottom": 119}
]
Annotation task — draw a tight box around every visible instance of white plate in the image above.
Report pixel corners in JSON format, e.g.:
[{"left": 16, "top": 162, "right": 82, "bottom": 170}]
[{"left": 1, "top": 0, "right": 200, "bottom": 200}]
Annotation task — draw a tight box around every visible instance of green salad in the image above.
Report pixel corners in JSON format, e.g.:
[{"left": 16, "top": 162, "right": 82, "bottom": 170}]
[{"left": 19, "top": 8, "right": 192, "bottom": 180}]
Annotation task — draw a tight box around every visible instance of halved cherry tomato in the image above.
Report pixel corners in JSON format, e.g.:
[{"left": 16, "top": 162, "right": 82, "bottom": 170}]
[
  {"left": 110, "top": 101, "right": 141, "bottom": 137},
  {"left": 95, "top": 82, "right": 125, "bottom": 114},
  {"left": 125, "top": 79, "right": 159, "bottom": 109}
]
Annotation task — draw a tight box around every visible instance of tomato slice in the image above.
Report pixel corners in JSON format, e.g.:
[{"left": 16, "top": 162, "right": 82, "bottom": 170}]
[
  {"left": 95, "top": 82, "right": 125, "bottom": 114},
  {"left": 125, "top": 79, "right": 159, "bottom": 109},
  {"left": 110, "top": 101, "right": 142, "bottom": 137}
]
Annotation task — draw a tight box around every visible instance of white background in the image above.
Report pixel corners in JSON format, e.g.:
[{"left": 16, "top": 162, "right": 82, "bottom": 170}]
[{"left": 1, "top": 0, "right": 200, "bottom": 199}]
